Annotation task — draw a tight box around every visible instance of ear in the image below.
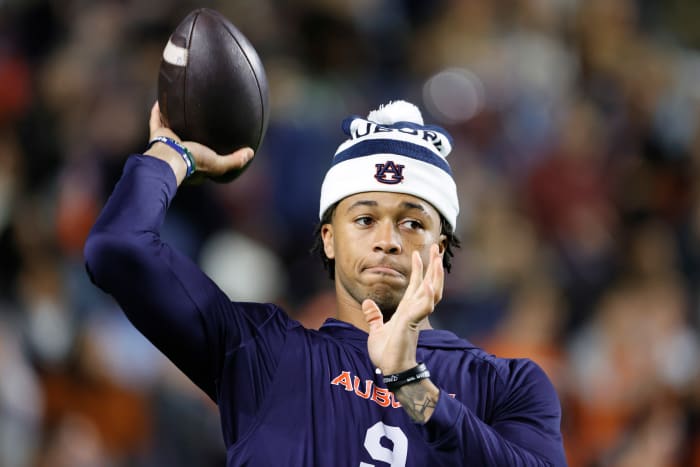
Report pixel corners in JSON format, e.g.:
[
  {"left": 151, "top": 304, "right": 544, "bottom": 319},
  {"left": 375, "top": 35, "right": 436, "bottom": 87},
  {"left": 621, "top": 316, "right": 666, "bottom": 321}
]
[
  {"left": 321, "top": 224, "right": 335, "bottom": 259},
  {"left": 438, "top": 234, "right": 447, "bottom": 255}
]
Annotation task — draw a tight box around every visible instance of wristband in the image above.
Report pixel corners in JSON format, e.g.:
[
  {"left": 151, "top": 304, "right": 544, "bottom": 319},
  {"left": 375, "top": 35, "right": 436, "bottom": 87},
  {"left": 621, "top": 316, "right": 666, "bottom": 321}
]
[
  {"left": 147, "top": 136, "right": 196, "bottom": 178},
  {"left": 382, "top": 363, "right": 430, "bottom": 392}
]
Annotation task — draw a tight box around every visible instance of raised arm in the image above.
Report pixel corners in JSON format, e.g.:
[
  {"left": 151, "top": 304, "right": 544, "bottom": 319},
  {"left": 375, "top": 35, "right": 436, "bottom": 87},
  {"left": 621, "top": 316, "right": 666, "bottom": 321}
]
[{"left": 84, "top": 103, "right": 257, "bottom": 400}]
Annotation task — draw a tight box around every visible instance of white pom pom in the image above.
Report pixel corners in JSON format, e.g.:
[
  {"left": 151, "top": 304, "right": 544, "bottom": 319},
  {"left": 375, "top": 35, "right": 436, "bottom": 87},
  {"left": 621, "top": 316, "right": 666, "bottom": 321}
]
[{"left": 367, "top": 100, "right": 424, "bottom": 125}]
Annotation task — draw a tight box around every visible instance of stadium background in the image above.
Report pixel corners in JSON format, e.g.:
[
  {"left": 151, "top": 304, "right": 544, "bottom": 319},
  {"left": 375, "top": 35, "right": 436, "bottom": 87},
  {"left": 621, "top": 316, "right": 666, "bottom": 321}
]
[{"left": 1, "top": 0, "right": 700, "bottom": 465}]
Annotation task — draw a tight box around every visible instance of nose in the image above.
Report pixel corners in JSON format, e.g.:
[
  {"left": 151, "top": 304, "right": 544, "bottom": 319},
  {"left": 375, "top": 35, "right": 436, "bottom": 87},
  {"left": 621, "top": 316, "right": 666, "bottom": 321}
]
[{"left": 373, "top": 221, "right": 402, "bottom": 255}]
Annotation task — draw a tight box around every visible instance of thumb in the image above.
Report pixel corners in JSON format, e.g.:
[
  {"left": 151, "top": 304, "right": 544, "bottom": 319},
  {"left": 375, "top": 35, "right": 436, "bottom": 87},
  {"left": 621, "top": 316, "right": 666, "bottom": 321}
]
[
  {"left": 362, "top": 299, "right": 384, "bottom": 333},
  {"left": 217, "top": 146, "right": 255, "bottom": 170},
  {"left": 185, "top": 143, "right": 254, "bottom": 176},
  {"left": 149, "top": 101, "right": 165, "bottom": 136}
]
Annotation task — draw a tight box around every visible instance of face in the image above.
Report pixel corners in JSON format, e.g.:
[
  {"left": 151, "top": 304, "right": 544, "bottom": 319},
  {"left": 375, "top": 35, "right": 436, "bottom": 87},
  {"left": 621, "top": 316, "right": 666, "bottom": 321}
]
[{"left": 321, "top": 192, "right": 446, "bottom": 317}]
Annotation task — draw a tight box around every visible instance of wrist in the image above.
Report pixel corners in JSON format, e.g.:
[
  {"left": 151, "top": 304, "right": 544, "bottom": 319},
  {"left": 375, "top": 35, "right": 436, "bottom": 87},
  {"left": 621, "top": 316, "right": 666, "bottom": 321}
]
[
  {"left": 381, "top": 361, "right": 418, "bottom": 376},
  {"left": 382, "top": 362, "right": 430, "bottom": 393},
  {"left": 145, "top": 136, "right": 196, "bottom": 184}
]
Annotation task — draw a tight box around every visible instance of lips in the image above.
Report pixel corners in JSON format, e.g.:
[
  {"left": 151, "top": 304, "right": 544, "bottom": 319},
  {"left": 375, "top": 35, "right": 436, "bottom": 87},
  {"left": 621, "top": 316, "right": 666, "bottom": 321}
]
[{"left": 362, "top": 261, "right": 406, "bottom": 278}]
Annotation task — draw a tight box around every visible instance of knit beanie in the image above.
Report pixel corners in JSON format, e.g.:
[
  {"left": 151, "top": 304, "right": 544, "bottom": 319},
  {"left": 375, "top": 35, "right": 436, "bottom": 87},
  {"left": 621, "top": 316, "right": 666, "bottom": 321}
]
[{"left": 319, "top": 100, "right": 459, "bottom": 229}]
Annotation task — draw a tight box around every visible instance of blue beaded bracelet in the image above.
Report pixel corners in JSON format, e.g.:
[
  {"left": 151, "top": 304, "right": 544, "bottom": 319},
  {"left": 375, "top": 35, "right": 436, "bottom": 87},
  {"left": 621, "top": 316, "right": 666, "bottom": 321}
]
[{"left": 147, "top": 136, "right": 196, "bottom": 178}]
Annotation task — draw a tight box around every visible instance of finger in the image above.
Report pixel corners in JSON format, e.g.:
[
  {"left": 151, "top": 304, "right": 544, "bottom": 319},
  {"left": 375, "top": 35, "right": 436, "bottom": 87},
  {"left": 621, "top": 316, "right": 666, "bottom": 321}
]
[
  {"left": 362, "top": 299, "right": 384, "bottom": 333},
  {"left": 406, "top": 250, "right": 423, "bottom": 296},
  {"left": 431, "top": 244, "right": 444, "bottom": 304},
  {"left": 428, "top": 244, "right": 439, "bottom": 281},
  {"left": 216, "top": 146, "right": 255, "bottom": 170},
  {"left": 418, "top": 245, "right": 442, "bottom": 308},
  {"left": 149, "top": 101, "right": 163, "bottom": 136},
  {"left": 422, "top": 244, "right": 436, "bottom": 285},
  {"left": 207, "top": 146, "right": 254, "bottom": 175},
  {"left": 420, "top": 244, "right": 437, "bottom": 292},
  {"left": 186, "top": 143, "right": 254, "bottom": 175}
]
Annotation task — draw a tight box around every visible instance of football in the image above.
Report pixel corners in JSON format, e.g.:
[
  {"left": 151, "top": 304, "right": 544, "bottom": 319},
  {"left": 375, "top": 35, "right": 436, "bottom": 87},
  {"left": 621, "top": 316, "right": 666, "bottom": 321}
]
[{"left": 157, "top": 8, "right": 269, "bottom": 182}]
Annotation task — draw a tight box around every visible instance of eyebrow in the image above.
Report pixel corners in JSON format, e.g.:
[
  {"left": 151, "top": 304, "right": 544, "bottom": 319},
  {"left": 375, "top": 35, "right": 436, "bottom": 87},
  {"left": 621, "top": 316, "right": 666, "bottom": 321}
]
[
  {"left": 345, "top": 199, "right": 429, "bottom": 214},
  {"left": 401, "top": 201, "right": 428, "bottom": 213},
  {"left": 345, "top": 200, "right": 378, "bottom": 213}
]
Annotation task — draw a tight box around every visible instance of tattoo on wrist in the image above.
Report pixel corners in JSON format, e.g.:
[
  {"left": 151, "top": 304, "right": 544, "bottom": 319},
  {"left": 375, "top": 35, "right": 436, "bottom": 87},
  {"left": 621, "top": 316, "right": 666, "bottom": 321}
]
[{"left": 395, "top": 382, "right": 438, "bottom": 423}]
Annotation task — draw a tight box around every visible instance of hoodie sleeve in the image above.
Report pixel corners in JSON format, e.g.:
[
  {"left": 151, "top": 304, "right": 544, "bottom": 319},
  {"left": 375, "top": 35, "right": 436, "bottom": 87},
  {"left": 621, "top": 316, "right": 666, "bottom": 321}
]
[
  {"left": 83, "top": 155, "right": 288, "bottom": 402},
  {"left": 420, "top": 359, "right": 567, "bottom": 466}
]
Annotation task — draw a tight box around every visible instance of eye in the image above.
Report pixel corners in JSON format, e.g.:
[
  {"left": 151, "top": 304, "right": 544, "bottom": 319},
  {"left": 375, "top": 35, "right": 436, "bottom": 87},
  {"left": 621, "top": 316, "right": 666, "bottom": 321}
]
[
  {"left": 354, "top": 216, "right": 374, "bottom": 227},
  {"left": 401, "top": 219, "right": 424, "bottom": 231}
]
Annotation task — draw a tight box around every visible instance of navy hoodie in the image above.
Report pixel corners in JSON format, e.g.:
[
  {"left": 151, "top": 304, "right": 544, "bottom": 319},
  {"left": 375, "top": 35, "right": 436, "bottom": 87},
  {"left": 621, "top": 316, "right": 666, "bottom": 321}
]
[{"left": 84, "top": 155, "right": 567, "bottom": 466}]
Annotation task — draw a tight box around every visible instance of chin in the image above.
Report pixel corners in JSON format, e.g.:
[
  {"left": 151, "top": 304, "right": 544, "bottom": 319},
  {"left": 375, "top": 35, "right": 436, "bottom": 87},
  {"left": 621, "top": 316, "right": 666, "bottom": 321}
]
[{"left": 366, "top": 286, "right": 401, "bottom": 317}]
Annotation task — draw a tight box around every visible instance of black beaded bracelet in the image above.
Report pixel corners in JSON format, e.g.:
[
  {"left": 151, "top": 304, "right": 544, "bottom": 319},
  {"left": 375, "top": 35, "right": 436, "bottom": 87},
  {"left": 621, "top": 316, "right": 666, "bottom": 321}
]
[
  {"left": 382, "top": 363, "right": 431, "bottom": 392},
  {"left": 147, "top": 136, "right": 196, "bottom": 178}
]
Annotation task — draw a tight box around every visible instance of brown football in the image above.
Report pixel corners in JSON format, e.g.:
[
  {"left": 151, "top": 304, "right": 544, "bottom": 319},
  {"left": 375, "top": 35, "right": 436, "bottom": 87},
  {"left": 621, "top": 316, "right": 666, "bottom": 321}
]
[{"left": 157, "top": 8, "right": 269, "bottom": 182}]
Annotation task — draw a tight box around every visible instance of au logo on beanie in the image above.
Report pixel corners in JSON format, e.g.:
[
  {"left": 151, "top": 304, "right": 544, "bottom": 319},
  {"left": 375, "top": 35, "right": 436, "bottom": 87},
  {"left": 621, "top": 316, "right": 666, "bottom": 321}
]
[
  {"left": 319, "top": 100, "right": 460, "bottom": 229},
  {"left": 374, "top": 161, "right": 405, "bottom": 184}
]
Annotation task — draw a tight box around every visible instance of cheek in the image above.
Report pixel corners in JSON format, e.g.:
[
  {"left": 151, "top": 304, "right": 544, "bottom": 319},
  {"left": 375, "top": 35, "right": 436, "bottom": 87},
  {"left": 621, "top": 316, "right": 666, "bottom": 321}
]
[
  {"left": 332, "top": 230, "right": 367, "bottom": 269},
  {"left": 334, "top": 231, "right": 357, "bottom": 257},
  {"left": 404, "top": 231, "right": 438, "bottom": 249},
  {"left": 404, "top": 231, "right": 440, "bottom": 257}
]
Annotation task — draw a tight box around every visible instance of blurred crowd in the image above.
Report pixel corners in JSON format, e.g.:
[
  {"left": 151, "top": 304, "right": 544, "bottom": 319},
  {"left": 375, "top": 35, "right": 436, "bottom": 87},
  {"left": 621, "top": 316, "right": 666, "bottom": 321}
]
[{"left": 1, "top": 0, "right": 700, "bottom": 465}]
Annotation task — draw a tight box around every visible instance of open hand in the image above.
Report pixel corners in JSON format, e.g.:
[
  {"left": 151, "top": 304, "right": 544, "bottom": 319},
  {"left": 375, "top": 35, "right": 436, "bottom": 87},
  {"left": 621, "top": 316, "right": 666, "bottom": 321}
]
[
  {"left": 362, "top": 244, "right": 444, "bottom": 375},
  {"left": 146, "top": 101, "right": 254, "bottom": 185}
]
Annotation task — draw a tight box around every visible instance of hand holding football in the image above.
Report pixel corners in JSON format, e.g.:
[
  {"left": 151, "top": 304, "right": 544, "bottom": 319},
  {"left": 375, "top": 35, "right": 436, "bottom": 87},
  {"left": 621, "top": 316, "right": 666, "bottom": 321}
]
[{"left": 157, "top": 8, "right": 269, "bottom": 182}]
